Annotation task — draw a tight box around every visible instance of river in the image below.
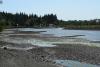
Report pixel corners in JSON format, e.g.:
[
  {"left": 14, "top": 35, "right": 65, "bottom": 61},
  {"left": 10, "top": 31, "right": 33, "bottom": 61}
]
[{"left": 19, "top": 28, "right": 100, "bottom": 41}]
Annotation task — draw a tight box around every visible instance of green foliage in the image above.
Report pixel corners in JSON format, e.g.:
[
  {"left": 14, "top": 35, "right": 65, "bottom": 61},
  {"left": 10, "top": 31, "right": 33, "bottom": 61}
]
[
  {"left": 0, "top": 12, "right": 58, "bottom": 27},
  {"left": 0, "top": 26, "right": 3, "bottom": 32},
  {"left": 0, "top": 11, "right": 100, "bottom": 29}
]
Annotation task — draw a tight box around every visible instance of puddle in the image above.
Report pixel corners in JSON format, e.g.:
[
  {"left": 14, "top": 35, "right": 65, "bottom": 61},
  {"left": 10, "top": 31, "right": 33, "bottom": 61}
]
[{"left": 55, "top": 60, "right": 100, "bottom": 67}]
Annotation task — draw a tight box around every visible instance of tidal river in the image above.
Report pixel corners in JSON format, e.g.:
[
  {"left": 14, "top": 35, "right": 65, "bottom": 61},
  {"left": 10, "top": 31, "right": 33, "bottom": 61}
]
[
  {"left": 19, "top": 28, "right": 100, "bottom": 41},
  {"left": 18, "top": 28, "right": 100, "bottom": 67},
  {"left": 1, "top": 28, "right": 100, "bottom": 67}
]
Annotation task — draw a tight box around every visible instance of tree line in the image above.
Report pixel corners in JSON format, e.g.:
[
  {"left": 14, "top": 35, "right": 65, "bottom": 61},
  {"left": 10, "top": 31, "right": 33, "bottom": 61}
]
[
  {"left": 0, "top": 12, "right": 57, "bottom": 27},
  {"left": 58, "top": 19, "right": 100, "bottom": 29},
  {"left": 0, "top": 11, "right": 100, "bottom": 31}
]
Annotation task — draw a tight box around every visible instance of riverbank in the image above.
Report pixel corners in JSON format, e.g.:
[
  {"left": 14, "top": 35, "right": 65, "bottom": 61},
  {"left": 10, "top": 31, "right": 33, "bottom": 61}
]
[
  {"left": 45, "top": 44, "right": 100, "bottom": 65},
  {"left": 0, "top": 28, "right": 100, "bottom": 67},
  {"left": 63, "top": 25, "right": 100, "bottom": 30},
  {"left": 0, "top": 47, "right": 59, "bottom": 67},
  {"left": 0, "top": 29, "right": 63, "bottom": 67}
]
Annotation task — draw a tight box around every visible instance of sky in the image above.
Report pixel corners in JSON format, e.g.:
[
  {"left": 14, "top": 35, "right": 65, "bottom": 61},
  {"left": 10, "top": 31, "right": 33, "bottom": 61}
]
[{"left": 0, "top": 0, "right": 100, "bottom": 20}]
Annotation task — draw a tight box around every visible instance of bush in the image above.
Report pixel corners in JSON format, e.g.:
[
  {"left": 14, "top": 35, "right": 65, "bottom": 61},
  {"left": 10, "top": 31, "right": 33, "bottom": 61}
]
[{"left": 0, "top": 26, "right": 3, "bottom": 32}]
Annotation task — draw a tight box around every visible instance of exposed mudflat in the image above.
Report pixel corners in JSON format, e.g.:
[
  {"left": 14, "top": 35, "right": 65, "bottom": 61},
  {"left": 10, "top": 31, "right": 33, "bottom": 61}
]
[
  {"left": 0, "top": 48, "right": 59, "bottom": 67},
  {"left": 0, "top": 28, "right": 100, "bottom": 67}
]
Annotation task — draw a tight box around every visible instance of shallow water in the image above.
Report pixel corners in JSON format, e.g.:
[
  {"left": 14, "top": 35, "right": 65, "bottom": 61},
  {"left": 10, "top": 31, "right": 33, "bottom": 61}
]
[
  {"left": 55, "top": 60, "right": 100, "bottom": 67},
  {"left": 19, "top": 28, "right": 100, "bottom": 41}
]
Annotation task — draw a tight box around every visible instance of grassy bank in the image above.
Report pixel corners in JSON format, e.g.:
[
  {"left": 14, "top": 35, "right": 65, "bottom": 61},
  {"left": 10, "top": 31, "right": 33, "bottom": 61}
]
[{"left": 64, "top": 25, "right": 100, "bottom": 30}]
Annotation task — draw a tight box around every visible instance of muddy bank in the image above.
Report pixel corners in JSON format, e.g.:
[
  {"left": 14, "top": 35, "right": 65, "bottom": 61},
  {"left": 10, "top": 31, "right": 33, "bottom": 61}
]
[
  {"left": 0, "top": 46, "right": 59, "bottom": 67},
  {"left": 0, "top": 42, "right": 100, "bottom": 67},
  {"left": 43, "top": 44, "right": 100, "bottom": 65},
  {"left": 0, "top": 28, "right": 100, "bottom": 67}
]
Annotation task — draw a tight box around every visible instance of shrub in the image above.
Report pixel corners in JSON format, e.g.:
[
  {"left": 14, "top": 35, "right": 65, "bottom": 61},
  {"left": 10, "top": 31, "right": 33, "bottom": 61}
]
[{"left": 0, "top": 26, "right": 3, "bottom": 32}]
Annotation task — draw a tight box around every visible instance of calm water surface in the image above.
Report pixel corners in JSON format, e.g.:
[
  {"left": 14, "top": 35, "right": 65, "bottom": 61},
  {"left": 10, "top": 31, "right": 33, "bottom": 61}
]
[{"left": 19, "top": 28, "right": 100, "bottom": 41}]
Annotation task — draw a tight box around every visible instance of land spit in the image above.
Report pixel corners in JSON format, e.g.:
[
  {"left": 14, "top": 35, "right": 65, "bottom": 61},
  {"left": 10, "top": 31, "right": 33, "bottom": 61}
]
[{"left": 0, "top": 28, "right": 100, "bottom": 67}]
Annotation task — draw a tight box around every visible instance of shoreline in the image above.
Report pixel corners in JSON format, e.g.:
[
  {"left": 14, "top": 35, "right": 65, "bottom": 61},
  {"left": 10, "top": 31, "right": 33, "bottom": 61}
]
[
  {"left": 0, "top": 28, "right": 100, "bottom": 67},
  {"left": 0, "top": 41, "right": 100, "bottom": 66}
]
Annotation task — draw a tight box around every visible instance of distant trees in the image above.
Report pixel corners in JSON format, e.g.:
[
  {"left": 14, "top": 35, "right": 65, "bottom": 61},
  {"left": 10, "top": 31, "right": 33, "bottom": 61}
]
[
  {"left": 42, "top": 14, "right": 57, "bottom": 26},
  {"left": 0, "top": 11, "right": 100, "bottom": 30},
  {"left": 0, "top": 12, "right": 58, "bottom": 28},
  {"left": 60, "top": 20, "right": 100, "bottom": 29}
]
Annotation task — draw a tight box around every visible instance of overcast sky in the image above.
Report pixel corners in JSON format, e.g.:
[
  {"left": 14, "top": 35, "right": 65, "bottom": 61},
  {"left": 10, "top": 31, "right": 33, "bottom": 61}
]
[{"left": 0, "top": 0, "right": 100, "bottom": 20}]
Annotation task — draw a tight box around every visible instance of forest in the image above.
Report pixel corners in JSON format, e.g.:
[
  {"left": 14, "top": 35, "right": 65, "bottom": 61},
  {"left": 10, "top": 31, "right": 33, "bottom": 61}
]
[{"left": 0, "top": 11, "right": 100, "bottom": 31}]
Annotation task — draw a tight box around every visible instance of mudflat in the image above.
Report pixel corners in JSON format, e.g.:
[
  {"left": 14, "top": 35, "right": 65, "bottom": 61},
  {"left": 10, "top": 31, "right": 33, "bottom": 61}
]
[{"left": 0, "top": 28, "right": 100, "bottom": 67}]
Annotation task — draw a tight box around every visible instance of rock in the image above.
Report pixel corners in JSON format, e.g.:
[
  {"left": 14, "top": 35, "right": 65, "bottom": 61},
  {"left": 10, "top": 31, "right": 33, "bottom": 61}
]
[{"left": 3, "top": 47, "right": 7, "bottom": 50}]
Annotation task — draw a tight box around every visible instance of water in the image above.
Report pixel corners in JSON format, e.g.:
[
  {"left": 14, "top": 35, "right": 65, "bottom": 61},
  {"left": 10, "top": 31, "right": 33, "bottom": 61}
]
[
  {"left": 19, "top": 28, "right": 100, "bottom": 41},
  {"left": 55, "top": 60, "right": 100, "bottom": 67},
  {"left": 4, "top": 28, "right": 100, "bottom": 66}
]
